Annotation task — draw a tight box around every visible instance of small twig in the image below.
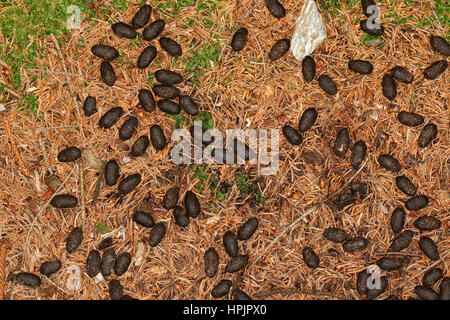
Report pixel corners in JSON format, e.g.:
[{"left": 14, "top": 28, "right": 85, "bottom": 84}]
[
  {"left": 312, "top": 53, "right": 349, "bottom": 62},
  {"left": 254, "top": 287, "right": 350, "bottom": 300},
  {"left": 79, "top": 160, "right": 86, "bottom": 227},
  {"left": 0, "top": 80, "right": 22, "bottom": 99},
  {"left": 374, "top": 252, "right": 422, "bottom": 258},
  {"left": 92, "top": 161, "right": 106, "bottom": 206},
  {"left": 39, "top": 139, "right": 53, "bottom": 175}
]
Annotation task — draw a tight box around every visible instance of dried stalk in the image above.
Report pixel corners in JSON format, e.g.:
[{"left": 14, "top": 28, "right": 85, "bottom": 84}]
[{"left": 92, "top": 160, "right": 107, "bottom": 206}]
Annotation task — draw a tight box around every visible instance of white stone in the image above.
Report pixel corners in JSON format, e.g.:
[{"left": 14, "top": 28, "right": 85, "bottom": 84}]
[{"left": 290, "top": 0, "right": 327, "bottom": 62}]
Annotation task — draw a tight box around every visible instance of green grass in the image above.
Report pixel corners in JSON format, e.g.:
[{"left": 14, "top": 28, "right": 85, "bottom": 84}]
[{"left": 94, "top": 222, "right": 111, "bottom": 233}]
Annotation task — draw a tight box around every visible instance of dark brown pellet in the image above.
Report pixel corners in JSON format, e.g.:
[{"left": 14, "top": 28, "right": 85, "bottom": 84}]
[
  {"left": 114, "top": 252, "right": 131, "bottom": 276},
  {"left": 105, "top": 160, "right": 120, "bottom": 186},
  {"left": 173, "top": 206, "right": 189, "bottom": 227},
  {"left": 282, "top": 125, "right": 303, "bottom": 145},
  {"left": 414, "top": 216, "right": 441, "bottom": 231},
  {"left": 376, "top": 257, "right": 404, "bottom": 270},
  {"left": 231, "top": 28, "right": 248, "bottom": 52},
  {"left": 159, "top": 37, "right": 182, "bottom": 57},
  {"left": 237, "top": 217, "right": 258, "bottom": 241},
  {"left": 378, "top": 154, "right": 401, "bottom": 173},
  {"left": 15, "top": 273, "right": 41, "bottom": 288},
  {"left": 150, "top": 125, "right": 167, "bottom": 150},
  {"left": 333, "top": 128, "right": 350, "bottom": 157},
  {"left": 66, "top": 227, "right": 83, "bottom": 253},
  {"left": 132, "top": 211, "right": 154, "bottom": 228},
  {"left": 423, "top": 60, "right": 448, "bottom": 80},
  {"left": 82, "top": 96, "right": 97, "bottom": 116},
  {"left": 397, "top": 111, "right": 424, "bottom": 127},
  {"left": 154, "top": 69, "right": 183, "bottom": 85},
  {"left": 232, "top": 288, "right": 252, "bottom": 300},
  {"left": 390, "top": 66, "right": 414, "bottom": 83},
  {"left": 264, "top": 0, "right": 286, "bottom": 18},
  {"left": 351, "top": 140, "right": 367, "bottom": 170},
  {"left": 302, "top": 247, "right": 319, "bottom": 269},
  {"left": 118, "top": 173, "right": 141, "bottom": 194},
  {"left": 39, "top": 260, "right": 62, "bottom": 276},
  {"left": 422, "top": 268, "right": 443, "bottom": 287},
  {"left": 138, "top": 89, "right": 156, "bottom": 112},
  {"left": 419, "top": 236, "right": 440, "bottom": 260},
  {"left": 211, "top": 280, "right": 232, "bottom": 298},
  {"left": 348, "top": 59, "right": 373, "bottom": 74},
  {"left": 204, "top": 248, "right": 219, "bottom": 278},
  {"left": 57, "top": 147, "right": 81, "bottom": 162},
  {"left": 91, "top": 44, "right": 119, "bottom": 61},
  {"left": 131, "top": 135, "right": 150, "bottom": 157},
  {"left": 185, "top": 191, "right": 200, "bottom": 218},
  {"left": 405, "top": 195, "right": 429, "bottom": 211},
  {"left": 101, "top": 248, "right": 116, "bottom": 277},
  {"left": 148, "top": 222, "right": 166, "bottom": 247},
  {"left": 268, "top": 39, "right": 290, "bottom": 61},
  {"left": 163, "top": 187, "right": 179, "bottom": 210},
  {"left": 415, "top": 286, "right": 438, "bottom": 300},
  {"left": 143, "top": 19, "right": 165, "bottom": 41},
  {"left": 361, "top": 0, "right": 377, "bottom": 18},
  {"left": 152, "top": 84, "right": 180, "bottom": 99},
  {"left": 132, "top": 4, "right": 152, "bottom": 29},
  {"left": 342, "top": 236, "right": 369, "bottom": 252},
  {"left": 223, "top": 231, "right": 239, "bottom": 258},
  {"left": 100, "top": 61, "right": 116, "bottom": 86},
  {"left": 157, "top": 99, "right": 181, "bottom": 114},
  {"left": 225, "top": 254, "right": 249, "bottom": 273},
  {"left": 179, "top": 95, "right": 199, "bottom": 115},
  {"left": 137, "top": 46, "right": 157, "bottom": 69},
  {"left": 51, "top": 194, "right": 78, "bottom": 209},
  {"left": 298, "top": 108, "right": 317, "bottom": 132},
  {"left": 360, "top": 19, "right": 384, "bottom": 36},
  {"left": 381, "top": 73, "right": 396, "bottom": 100},
  {"left": 111, "top": 22, "right": 136, "bottom": 39},
  {"left": 99, "top": 107, "right": 123, "bottom": 129},
  {"left": 323, "top": 227, "right": 348, "bottom": 243},
  {"left": 301, "top": 56, "right": 316, "bottom": 82},
  {"left": 119, "top": 116, "right": 138, "bottom": 141},
  {"left": 390, "top": 207, "right": 406, "bottom": 234},
  {"left": 430, "top": 36, "right": 450, "bottom": 56},
  {"left": 86, "top": 250, "right": 101, "bottom": 278},
  {"left": 389, "top": 230, "right": 413, "bottom": 252},
  {"left": 418, "top": 123, "right": 437, "bottom": 148},
  {"left": 439, "top": 278, "right": 450, "bottom": 300},
  {"left": 109, "top": 279, "right": 123, "bottom": 300},
  {"left": 318, "top": 74, "right": 338, "bottom": 95},
  {"left": 395, "top": 175, "right": 417, "bottom": 196}
]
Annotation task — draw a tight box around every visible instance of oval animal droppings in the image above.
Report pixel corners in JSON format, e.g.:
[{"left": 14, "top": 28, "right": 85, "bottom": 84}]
[
  {"left": 225, "top": 254, "right": 249, "bottom": 273},
  {"left": 415, "top": 286, "right": 438, "bottom": 300},
  {"left": 423, "top": 60, "right": 448, "bottom": 80},
  {"left": 131, "top": 135, "right": 150, "bottom": 157},
  {"left": 86, "top": 250, "right": 101, "bottom": 278},
  {"left": 163, "top": 187, "right": 179, "bottom": 210},
  {"left": 405, "top": 195, "right": 429, "bottom": 211},
  {"left": 414, "top": 216, "right": 441, "bottom": 231},
  {"left": 119, "top": 116, "right": 138, "bottom": 141},
  {"left": 104, "top": 160, "right": 120, "bottom": 186},
  {"left": 367, "top": 276, "right": 388, "bottom": 300},
  {"left": 342, "top": 236, "right": 369, "bottom": 253},
  {"left": 138, "top": 89, "right": 156, "bottom": 113},
  {"left": 91, "top": 44, "right": 119, "bottom": 61},
  {"left": 83, "top": 96, "right": 97, "bottom": 116},
  {"left": 98, "top": 237, "right": 113, "bottom": 250},
  {"left": 302, "top": 247, "right": 320, "bottom": 269},
  {"left": 422, "top": 268, "right": 443, "bottom": 287},
  {"left": 395, "top": 175, "right": 417, "bottom": 196},
  {"left": 100, "top": 61, "right": 116, "bottom": 86},
  {"left": 154, "top": 69, "right": 183, "bottom": 85},
  {"left": 348, "top": 59, "right": 373, "bottom": 74},
  {"left": 390, "top": 66, "right": 414, "bottom": 83},
  {"left": 419, "top": 236, "right": 440, "bottom": 261},
  {"left": 143, "top": 19, "right": 165, "bottom": 41},
  {"left": 389, "top": 230, "right": 413, "bottom": 252},
  {"left": 298, "top": 108, "right": 317, "bottom": 132},
  {"left": 204, "top": 248, "right": 219, "bottom": 278},
  {"left": 318, "top": 74, "right": 338, "bottom": 95},
  {"left": 132, "top": 211, "right": 154, "bottom": 228},
  {"left": 418, "top": 123, "right": 437, "bottom": 148},
  {"left": 184, "top": 190, "right": 200, "bottom": 218},
  {"left": 439, "top": 278, "right": 450, "bottom": 300},
  {"left": 360, "top": 19, "right": 384, "bottom": 36},
  {"left": 99, "top": 107, "right": 124, "bottom": 129},
  {"left": 101, "top": 248, "right": 116, "bottom": 277},
  {"left": 211, "top": 280, "right": 232, "bottom": 298},
  {"left": 179, "top": 95, "right": 199, "bottom": 115},
  {"left": 381, "top": 73, "right": 397, "bottom": 100},
  {"left": 114, "top": 252, "right": 131, "bottom": 276},
  {"left": 397, "top": 111, "right": 424, "bottom": 127},
  {"left": 118, "top": 173, "right": 142, "bottom": 195},
  {"left": 378, "top": 154, "right": 401, "bottom": 173},
  {"left": 237, "top": 217, "right": 258, "bottom": 241},
  {"left": 137, "top": 46, "right": 157, "bottom": 69},
  {"left": 231, "top": 27, "right": 248, "bottom": 52},
  {"left": 333, "top": 128, "right": 350, "bottom": 157},
  {"left": 173, "top": 206, "right": 189, "bottom": 227},
  {"left": 376, "top": 257, "right": 404, "bottom": 271},
  {"left": 301, "top": 56, "right": 316, "bottom": 82},
  {"left": 233, "top": 288, "right": 252, "bottom": 300},
  {"left": 150, "top": 125, "right": 167, "bottom": 150},
  {"left": 264, "top": 0, "right": 286, "bottom": 18},
  {"left": 159, "top": 37, "right": 182, "bottom": 57},
  {"left": 109, "top": 279, "right": 123, "bottom": 300},
  {"left": 268, "top": 39, "right": 290, "bottom": 61},
  {"left": 152, "top": 84, "right": 180, "bottom": 100},
  {"left": 282, "top": 125, "right": 303, "bottom": 145},
  {"left": 351, "top": 140, "right": 367, "bottom": 170},
  {"left": 390, "top": 207, "right": 406, "bottom": 234},
  {"left": 39, "top": 260, "right": 62, "bottom": 276},
  {"left": 430, "top": 36, "right": 450, "bottom": 56},
  {"left": 51, "top": 194, "right": 78, "bottom": 209},
  {"left": 15, "top": 273, "right": 41, "bottom": 288},
  {"left": 323, "top": 227, "right": 348, "bottom": 243},
  {"left": 57, "top": 147, "right": 81, "bottom": 162},
  {"left": 356, "top": 270, "right": 371, "bottom": 295},
  {"left": 66, "top": 227, "right": 83, "bottom": 253},
  {"left": 157, "top": 99, "right": 181, "bottom": 114},
  {"left": 111, "top": 22, "right": 136, "bottom": 39},
  {"left": 132, "top": 4, "right": 152, "bottom": 29},
  {"left": 223, "top": 231, "right": 239, "bottom": 258},
  {"left": 148, "top": 222, "right": 166, "bottom": 247}
]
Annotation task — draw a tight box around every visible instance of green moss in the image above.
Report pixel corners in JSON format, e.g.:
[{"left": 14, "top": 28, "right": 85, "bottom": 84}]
[
  {"left": 194, "top": 111, "right": 214, "bottom": 130},
  {"left": 168, "top": 114, "right": 186, "bottom": 129},
  {"left": 182, "top": 38, "right": 221, "bottom": 83},
  {"left": 94, "top": 222, "right": 111, "bottom": 233}
]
